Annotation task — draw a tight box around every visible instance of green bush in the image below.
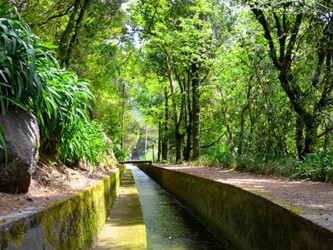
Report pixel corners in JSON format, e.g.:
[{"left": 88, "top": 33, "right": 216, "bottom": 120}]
[
  {"left": 292, "top": 151, "right": 333, "bottom": 182},
  {"left": 113, "top": 144, "right": 128, "bottom": 161},
  {"left": 0, "top": 6, "right": 43, "bottom": 114},
  {"left": 37, "top": 67, "right": 104, "bottom": 165},
  {"left": 198, "top": 144, "right": 234, "bottom": 167},
  {"left": 235, "top": 150, "right": 294, "bottom": 177},
  {"left": 0, "top": 6, "right": 112, "bottom": 168}
]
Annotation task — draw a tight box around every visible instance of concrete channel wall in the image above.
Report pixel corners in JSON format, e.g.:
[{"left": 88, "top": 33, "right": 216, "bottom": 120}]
[
  {"left": 138, "top": 164, "right": 333, "bottom": 250},
  {"left": 0, "top": 166, "right": 125, "bottom": 250}
]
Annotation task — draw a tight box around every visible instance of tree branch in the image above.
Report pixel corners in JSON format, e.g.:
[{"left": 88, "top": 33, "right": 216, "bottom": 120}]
[
  {"left": 200, "top": 132, "right": 226, "bottom": 149},
  {"left": 38, "top": 4, "right": 74, "bottom": 26},
  {"left": 273, "top": 12, "right": 286, "bottom": 61},
  {"left": 284, "top": 9, "right": 304, "bottom": 70},
  {"left": 250, "top": 2, "right": 282, "bottom": 70}
]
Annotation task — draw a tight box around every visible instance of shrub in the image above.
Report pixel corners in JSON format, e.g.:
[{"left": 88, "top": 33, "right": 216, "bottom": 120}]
[
  {"left": 0, "top": 6, "right": 47, "bottom": 113},
  {"left": 235, "top": 150, "right": 294, "bottom": 177},
  {"left": 0, "top": 6, "right": 112, "bottom": 168},
  {"left": 292, "top": 151, "right": 333, "bottom": 182}
]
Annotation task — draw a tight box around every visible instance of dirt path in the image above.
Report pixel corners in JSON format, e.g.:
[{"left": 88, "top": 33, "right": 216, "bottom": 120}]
[
  {"left": 155, "top": 164, "right": 333, "bottom": 230},
  {"left": 0, "top": 163, "right": 117, "bottom": 217}
]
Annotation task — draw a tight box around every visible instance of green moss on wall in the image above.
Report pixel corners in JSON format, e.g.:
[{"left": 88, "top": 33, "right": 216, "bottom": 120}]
[
  {"left": 3, "top": 220, "right": 26, "bottom": 248},
  {"left": 138, "top": 164, "right": 333, "bottom": 250},
  {"left": 0, "top": 166, "right": 125, "bottom": 250}
]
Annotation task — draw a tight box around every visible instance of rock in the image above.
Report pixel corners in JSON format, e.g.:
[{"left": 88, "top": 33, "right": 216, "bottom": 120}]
[{"left": 0, "top": 109, "right": 40, "bottom": 193}]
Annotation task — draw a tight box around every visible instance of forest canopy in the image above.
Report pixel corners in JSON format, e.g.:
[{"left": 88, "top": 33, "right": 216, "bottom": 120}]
[{"left": 1, "top": 0, "right": 333, "bottom": 181}]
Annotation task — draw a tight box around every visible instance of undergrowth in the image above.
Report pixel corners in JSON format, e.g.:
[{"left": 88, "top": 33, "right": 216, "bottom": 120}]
[
  {"left": 292, "top": 151, "right": 333, "bottom": 182},
  {"left": 0, "top": 6, "right": 113, "bottom": 169},
  {"left": 194, "top": 150, "right": 333, "bottom": 183}
]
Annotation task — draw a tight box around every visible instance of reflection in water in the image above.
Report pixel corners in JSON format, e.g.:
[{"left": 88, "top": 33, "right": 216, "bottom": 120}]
[{"left": 131, "top": 165, "right": 227, "bottom": 250}]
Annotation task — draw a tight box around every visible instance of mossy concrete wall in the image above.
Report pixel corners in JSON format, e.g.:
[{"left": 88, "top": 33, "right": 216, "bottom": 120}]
[
  {"left": 0, "top": 166, "right": 125, "bottom": 250},
  {"left": 138, "top": 164, "right": 333, "bottom": 250}
]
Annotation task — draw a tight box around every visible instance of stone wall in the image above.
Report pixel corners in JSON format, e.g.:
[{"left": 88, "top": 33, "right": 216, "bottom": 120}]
[
  {"left": 0, "top": 166, "right": 125, "bottom": 250},
  {"left": 138, "top": 164, "right": 333, "bottom": 250}
]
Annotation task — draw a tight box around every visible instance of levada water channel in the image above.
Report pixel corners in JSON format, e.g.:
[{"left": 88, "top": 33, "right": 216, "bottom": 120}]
[{"left": 130, "top": 164, "right": 227, "bottom": 249}]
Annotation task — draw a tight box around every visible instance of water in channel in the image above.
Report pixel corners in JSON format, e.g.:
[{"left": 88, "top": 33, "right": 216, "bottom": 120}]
[{"left": 130, "top": 165, "right": 227, "bottom": 250}]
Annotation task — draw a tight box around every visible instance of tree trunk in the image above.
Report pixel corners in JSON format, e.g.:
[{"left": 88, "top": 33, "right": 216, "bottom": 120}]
[
  {"left": 59, "top": 0, "right": 80, "bottom": 65},
  {"left": 59, "top": 0, "right": 92, "bottom": 66},
  {"left": 120, "top": 82, "right": 125, "bottom": 151},
  {"left": 304, "top": 119, "right": 318, "bottom": 155},
  {"left": 191, "top": 63, "right": 200, "bottom": 161},
  {"left": 279, "top": 73, "right": 318, "bottom": 159},
  {"left": 295, "top": 116, "right": 304, "bottom": 160},
  {"left": 175, "top": 96, "right": 185, "bottom": 163},
  {"left": 238, "top": 108, "right": 246, "bottom": 157},
  {"left": 250, "top": 3, "right": 325, "bottom": 159},
  {"left": 184, "top": 79, "right": 192, "bottom": 161},
  {"left": 166, "top": 54, "right": 184, "bottom": 164},
  {"left": 162, "top": 88, "right": 170, "bottom": 161},
  {"left": 158, "top": 121, "right": 162, "bottom": 162},
  {"left": 218, "top": 86, "right": 235, "bottom": 156},
  {"left": 175, "top": 127, "right": 183, "bottom": 164},
  {"left": 184, "top": 125, "right": 192, "bottom": 161}
]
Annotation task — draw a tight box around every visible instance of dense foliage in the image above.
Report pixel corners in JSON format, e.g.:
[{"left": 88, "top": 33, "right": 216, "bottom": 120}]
[
  {"left": 2, "top": 0, "right": 333, "bottom": 181},
  {"left": 127, "top": 0, "right": 333, "bottom": 181},
  {"left": 0, "top": 6, "right": 111, "bottom": 168},
  {"left": 1, "top": 0, "right": 139, "bottom": 160}
]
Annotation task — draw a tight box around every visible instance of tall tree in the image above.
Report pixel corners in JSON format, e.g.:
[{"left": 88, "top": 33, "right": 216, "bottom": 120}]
[
  {"left": 132, "top": 0, "right": 226, "bottom": 162},
  {"left": 248, "top": 0, "right": 333, "bottom": 158}
]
